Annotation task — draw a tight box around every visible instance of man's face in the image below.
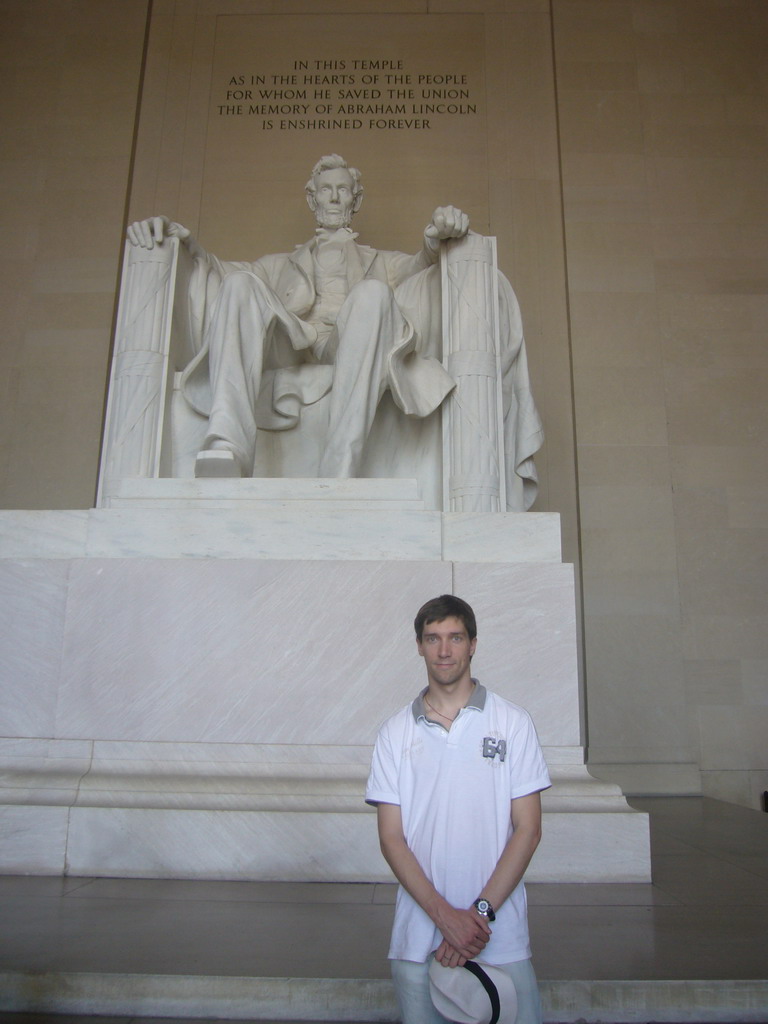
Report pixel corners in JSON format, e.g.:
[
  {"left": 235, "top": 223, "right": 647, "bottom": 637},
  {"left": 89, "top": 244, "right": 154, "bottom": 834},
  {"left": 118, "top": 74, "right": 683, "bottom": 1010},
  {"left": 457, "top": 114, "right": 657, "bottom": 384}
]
[
  {"left": 417, "top": 616, "right": 477, "bottom": 689},
  {"left": 309, "top": 167, "right": 358, "bottom": 229}
]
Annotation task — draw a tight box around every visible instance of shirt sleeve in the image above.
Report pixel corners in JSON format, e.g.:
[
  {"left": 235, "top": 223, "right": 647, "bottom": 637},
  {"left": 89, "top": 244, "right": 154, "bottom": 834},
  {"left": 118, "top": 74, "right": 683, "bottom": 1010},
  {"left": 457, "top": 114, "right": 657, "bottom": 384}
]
[
  {"left": 365, "top": 718, "right": 402, "bottom": 806},
  {"left": 508, "top": 707, "right": 551, "bottom": 800}
]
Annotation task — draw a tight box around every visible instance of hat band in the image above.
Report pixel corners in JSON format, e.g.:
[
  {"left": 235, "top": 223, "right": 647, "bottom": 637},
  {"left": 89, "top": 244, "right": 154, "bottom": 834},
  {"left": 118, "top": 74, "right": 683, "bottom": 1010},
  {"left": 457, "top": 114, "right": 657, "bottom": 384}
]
[{"left": 462, "top": 961, "right": 501, "bottom": 1024}]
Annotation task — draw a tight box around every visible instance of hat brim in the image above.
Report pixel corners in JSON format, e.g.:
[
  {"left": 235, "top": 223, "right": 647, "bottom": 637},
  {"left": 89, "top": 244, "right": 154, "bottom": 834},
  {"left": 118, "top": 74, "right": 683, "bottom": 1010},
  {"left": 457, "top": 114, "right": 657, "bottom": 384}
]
[{"left": 428, "top": 957, "right": 518, "bottom": 1024}]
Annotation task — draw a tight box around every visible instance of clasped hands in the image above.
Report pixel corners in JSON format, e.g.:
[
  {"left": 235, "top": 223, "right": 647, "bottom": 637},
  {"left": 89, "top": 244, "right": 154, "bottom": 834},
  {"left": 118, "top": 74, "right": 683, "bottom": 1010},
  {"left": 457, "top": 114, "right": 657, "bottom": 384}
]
[{"left": 434, "top": 903, "right": 491, "bottom": 969}]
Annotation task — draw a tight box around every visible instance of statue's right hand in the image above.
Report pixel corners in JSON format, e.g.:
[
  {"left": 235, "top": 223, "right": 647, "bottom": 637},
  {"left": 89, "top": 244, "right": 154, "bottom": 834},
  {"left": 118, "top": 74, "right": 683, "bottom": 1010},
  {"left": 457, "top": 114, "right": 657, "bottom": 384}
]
[{"left": 126, "top": 216, "right": 191, "bottom": 249}]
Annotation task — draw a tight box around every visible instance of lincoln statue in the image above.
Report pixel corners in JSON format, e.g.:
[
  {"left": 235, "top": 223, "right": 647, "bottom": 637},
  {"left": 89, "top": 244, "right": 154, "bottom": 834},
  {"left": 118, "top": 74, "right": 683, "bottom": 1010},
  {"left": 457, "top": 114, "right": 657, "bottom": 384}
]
[{"left": 127, "top": 154, "right": 542, "bottom": 507}]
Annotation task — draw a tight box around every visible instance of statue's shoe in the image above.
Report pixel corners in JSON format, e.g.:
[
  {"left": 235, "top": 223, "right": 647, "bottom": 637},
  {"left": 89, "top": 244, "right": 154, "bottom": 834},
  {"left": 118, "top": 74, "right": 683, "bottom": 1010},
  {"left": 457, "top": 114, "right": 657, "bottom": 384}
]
[{"left": 194, "top": 449, "right": 243, "bottom": 478}]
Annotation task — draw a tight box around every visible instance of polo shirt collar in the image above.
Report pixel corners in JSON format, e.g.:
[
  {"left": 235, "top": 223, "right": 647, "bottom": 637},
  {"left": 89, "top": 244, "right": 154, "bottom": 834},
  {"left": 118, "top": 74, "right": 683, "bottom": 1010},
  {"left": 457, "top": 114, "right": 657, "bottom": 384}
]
[{"left": 412, "top": 679, "right": 486, "bottom": 722}]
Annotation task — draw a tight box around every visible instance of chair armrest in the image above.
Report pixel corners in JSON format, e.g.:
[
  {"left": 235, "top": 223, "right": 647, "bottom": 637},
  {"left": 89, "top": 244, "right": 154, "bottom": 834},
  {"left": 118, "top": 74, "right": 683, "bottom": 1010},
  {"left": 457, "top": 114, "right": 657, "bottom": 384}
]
[
  {"left": 440, "top": 232, "right": 506, "bottom": 513},
  {"left": 96, "top": 236, "right": 185, "bottom": 505}
]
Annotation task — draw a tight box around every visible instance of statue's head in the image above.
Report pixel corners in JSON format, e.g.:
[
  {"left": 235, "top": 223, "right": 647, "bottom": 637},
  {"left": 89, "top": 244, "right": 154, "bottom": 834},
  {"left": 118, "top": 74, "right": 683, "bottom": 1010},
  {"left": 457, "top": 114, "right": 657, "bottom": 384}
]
[{"left": 305, "top": 154, "right": 364, "bottom": 229}]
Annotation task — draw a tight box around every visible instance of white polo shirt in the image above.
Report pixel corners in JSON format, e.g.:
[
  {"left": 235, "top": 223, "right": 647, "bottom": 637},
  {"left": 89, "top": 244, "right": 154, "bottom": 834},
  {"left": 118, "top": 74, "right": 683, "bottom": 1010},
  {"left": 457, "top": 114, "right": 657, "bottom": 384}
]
[{"left": 366, "top": 682, "right": 551, "bottom": 965}]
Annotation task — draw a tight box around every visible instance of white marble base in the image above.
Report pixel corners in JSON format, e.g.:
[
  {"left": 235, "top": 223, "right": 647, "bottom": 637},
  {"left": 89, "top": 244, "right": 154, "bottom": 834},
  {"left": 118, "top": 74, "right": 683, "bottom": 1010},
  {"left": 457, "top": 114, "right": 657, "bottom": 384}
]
[
  {"left": 0, "top": 739, "right": 646, "bottom": 881},
  {"left": 102, "top": 476, "right": 427, "bottom": 508},
  {"left": 0, "top": 557, "right": 576, "bottom": 746},
  {"left": 0, "top": 805, "right": 71, "bottom": 874},
  {"left": 5, "top": 803, "right": 647, "bottom": 883},
  {"left": 587, "top": 762, "right": 703, "bottom": 797},
  {"left": 0, "top": 502, "right": 562, "bottom": 562},
  {"left": 0, "top": 506, "right": 649, "bottom": 883}
]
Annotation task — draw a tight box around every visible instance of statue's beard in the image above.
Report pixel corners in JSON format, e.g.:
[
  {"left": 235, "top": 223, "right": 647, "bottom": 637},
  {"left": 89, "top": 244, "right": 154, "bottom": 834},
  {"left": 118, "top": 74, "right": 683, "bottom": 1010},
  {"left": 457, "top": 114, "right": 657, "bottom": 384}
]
[{"left": 315, "top": 206, "right": 353, "bottom": 229}]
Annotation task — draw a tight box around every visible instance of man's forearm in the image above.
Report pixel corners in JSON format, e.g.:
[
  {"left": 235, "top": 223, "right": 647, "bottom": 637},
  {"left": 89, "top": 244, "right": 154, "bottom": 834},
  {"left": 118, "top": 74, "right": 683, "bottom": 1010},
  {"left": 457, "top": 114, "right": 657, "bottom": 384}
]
[
  {"left": 380, "top": 829, "right": 451, "bottom": 924},
  {"left": 478, "top": 824, "right": 541, "bottom": 910},
  {"left": 477, "top": 793, "right": 543, "bottom": 911}
]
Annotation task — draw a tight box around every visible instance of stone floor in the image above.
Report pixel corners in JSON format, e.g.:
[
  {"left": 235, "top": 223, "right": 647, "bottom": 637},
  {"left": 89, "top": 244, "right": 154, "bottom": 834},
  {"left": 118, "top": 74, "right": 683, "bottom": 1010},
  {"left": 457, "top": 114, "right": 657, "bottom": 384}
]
[{"left": 0, "top": 798, "right": 767, "bottom": 1022}]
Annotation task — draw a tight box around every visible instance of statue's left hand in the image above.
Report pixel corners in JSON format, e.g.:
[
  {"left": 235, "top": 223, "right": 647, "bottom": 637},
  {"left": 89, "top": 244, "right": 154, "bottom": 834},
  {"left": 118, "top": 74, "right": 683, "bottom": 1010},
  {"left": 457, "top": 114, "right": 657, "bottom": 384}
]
[
  {"left": 126, "top": 216, "right": 192, "bottom": 250},
  {"left": 425, "top": 205, "right": 470, "bottom": 243}
]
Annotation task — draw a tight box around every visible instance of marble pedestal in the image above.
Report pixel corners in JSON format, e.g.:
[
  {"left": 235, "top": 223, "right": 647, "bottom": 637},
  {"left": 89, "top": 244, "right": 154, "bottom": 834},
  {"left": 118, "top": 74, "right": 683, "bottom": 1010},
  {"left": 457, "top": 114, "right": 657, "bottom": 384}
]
[{"left": 0, "top": 482, "right": 650, "bottom": 882}]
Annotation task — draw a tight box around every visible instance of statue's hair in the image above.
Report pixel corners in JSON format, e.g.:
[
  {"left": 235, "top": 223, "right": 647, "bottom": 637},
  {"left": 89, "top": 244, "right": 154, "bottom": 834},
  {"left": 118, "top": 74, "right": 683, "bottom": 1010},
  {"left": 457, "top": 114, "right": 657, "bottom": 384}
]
[
  {"left": 414, "top": 595, "right": 477, "bottom": 642},
  {"left": 305, "top": 154, "right": 363, "bottom": 196}
]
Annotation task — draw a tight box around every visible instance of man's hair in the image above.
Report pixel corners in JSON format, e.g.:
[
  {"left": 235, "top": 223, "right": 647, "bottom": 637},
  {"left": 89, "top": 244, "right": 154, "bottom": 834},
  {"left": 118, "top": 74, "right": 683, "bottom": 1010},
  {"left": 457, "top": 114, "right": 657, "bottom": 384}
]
[
  {"left": 305, "top": 154, "right": 363, "bottom": 197},
  {"left": 414, "top": 595, "right": 477, "bottom": 642}
]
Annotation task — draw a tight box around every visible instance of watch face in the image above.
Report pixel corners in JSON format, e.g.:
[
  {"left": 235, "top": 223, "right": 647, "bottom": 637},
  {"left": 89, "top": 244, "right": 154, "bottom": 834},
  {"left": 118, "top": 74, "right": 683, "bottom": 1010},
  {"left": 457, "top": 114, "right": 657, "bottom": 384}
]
[{"left": 474, "top": 898, "right": 495, "bottom": 920}]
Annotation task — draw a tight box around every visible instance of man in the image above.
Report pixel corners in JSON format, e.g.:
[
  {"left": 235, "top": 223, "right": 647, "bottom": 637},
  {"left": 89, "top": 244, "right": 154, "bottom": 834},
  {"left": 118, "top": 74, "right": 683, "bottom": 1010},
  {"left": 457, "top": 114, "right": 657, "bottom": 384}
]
[
  {"left": 127, "top": 154, "right": 469, "bottom": 479},
  {"left": 366, "top": 595, "right": 551, "bottom": 1024}
]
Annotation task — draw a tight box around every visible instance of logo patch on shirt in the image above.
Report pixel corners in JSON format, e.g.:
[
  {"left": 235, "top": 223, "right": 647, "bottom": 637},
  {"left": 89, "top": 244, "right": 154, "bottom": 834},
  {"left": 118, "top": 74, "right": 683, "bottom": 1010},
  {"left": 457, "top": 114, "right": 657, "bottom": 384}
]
[{"left": 482, "top": 736, "right": 507, "bottom": 762}]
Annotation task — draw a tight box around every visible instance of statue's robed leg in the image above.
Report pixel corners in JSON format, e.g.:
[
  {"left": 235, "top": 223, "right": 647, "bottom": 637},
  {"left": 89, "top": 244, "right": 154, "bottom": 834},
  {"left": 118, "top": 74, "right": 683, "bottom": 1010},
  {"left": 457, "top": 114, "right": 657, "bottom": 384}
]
[{"left": 201, "top": 270, "right": 312, "bottom": 475}]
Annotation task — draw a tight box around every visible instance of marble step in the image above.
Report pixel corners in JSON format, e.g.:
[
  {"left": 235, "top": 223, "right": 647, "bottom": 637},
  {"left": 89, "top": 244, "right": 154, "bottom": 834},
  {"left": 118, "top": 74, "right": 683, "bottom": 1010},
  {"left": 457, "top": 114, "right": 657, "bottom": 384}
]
[{"left": 1, "top": 971, "right": 764, "bottom": 1022}]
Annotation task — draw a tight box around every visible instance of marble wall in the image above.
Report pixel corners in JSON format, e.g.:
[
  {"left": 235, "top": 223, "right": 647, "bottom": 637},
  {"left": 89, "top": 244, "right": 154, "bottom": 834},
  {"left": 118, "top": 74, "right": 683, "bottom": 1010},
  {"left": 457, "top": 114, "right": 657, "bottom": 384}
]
[
  {"left": 0, "top": 0, "right": 148, "bottom": 508},
  {"left": 553, "top": 0, "right": 768, "bottom": 809},
  {"left": 0, "top": 0, "right": 766, "bottom": 810}
]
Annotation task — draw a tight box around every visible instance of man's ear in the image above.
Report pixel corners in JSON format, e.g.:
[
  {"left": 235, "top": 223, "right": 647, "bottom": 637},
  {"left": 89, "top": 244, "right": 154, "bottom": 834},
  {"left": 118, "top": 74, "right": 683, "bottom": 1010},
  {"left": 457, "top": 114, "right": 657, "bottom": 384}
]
[
  {"left": 306, "top": 190, "right": 317, "bottom": 214},
  {"left": 352, "top": 188, "right": 364, "bottom": 214}
]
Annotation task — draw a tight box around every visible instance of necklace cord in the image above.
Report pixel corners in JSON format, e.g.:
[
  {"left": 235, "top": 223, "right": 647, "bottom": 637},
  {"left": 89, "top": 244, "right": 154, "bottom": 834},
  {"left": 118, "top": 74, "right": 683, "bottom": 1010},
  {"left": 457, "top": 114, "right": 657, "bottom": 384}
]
[
  {"left": 423, "top": 694, "right": 458, "bottom": 722},
  {"left": 423, "top": 682, "right": 476, "bottom": 723}
]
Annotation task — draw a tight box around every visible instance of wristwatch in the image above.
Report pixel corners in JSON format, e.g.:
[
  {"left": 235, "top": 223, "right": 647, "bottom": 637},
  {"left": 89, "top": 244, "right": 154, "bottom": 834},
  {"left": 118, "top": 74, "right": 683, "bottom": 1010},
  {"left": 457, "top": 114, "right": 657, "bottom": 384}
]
[{"left": 473, "top": 897, "right": 496, "bottom": 922}]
